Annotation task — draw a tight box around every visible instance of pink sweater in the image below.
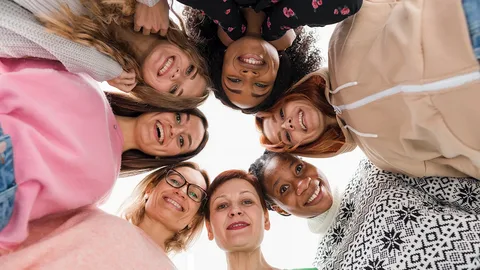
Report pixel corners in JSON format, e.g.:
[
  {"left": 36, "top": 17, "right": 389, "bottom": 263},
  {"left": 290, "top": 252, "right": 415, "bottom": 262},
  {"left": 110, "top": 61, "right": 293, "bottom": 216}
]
[
  {"left": 0, "top": 207, "right": 176, "bottom": 270},
  {"left": 0, "top": 58, "right": 123, "bottom": 250}
]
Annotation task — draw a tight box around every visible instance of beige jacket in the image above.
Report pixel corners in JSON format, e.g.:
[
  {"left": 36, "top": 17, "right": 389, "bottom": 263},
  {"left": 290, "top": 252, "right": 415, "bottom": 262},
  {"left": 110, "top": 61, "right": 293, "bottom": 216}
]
[{"left": 317, "top": 0, "right": 479, "bottom": 178}]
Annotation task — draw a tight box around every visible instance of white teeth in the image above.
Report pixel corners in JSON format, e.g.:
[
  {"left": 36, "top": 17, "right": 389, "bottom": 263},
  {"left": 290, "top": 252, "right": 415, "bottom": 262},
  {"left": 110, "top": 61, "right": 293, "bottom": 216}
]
[
  {"left": 240, "top": 57, "right": 263, "bottom": 65},
  {"left": 232, "top": 223, "right": 246, "bottom": 228},
  {"left": 166, "top": 198, "right": 182, "bottom": 210},
  {"left": 156, "top": 121, "right": 164, "bottom": 144},
  {"left": 158, "top": 57, "right": 173, "bottom": 75},
  {"left": 307, "top": 184, "right": 321, "bottom": 204},
  {"left": 299, "top": 111, "right": 307, "bottom": 131}
]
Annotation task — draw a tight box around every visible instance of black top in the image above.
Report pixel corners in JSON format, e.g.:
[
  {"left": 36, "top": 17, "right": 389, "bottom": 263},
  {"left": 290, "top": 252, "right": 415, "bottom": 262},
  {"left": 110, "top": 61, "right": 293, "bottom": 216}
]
[{"left": 178, "top": 0, "right": 363, "bottom": 41}]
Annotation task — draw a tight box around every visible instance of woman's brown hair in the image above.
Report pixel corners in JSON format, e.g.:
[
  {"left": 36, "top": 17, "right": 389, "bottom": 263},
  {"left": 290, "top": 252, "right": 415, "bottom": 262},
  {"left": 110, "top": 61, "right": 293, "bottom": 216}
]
[
  {"left": 205, "top": 170, "right": 268, "bottom": 221},
  {"left": 122, "top": 162, "right": 210, "bottom": 253},
  {"left": 255, "top": 75, "right": 345, "bottom": 156},
  {"left": 106, "top": 92, "right": 209, "bottom": 177},
  {"left": 39, "top": 0, "right": 211, "bottom": 110}
]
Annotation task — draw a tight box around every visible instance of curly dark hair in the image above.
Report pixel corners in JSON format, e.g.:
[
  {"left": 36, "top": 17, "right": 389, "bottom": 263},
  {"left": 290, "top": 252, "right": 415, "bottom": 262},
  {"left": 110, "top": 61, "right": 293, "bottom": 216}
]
[{"left": 182, "top": 6, "right": 323, "bottom": 114}]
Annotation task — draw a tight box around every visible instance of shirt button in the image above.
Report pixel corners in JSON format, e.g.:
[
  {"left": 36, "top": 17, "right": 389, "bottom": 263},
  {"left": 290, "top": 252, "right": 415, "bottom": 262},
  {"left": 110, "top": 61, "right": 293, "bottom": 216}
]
[{"left": 113, "top": 125, "right": 117, "bottom": 129}]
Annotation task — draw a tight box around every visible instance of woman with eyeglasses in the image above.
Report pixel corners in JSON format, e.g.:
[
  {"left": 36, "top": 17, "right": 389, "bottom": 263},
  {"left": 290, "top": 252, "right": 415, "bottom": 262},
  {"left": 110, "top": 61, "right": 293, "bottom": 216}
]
[
  {"left": 0, "top": 162, "right": 210, "bottom": 269},
  {"left": 0, "top": 57, "right": 209, "bottom": 253}
]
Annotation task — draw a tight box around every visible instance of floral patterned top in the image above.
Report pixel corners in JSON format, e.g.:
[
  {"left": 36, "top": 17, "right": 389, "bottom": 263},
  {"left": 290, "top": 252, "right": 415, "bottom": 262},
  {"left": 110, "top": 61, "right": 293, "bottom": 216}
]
[{"left": 177, "top": 0, "right": 363, "bottom": 41}]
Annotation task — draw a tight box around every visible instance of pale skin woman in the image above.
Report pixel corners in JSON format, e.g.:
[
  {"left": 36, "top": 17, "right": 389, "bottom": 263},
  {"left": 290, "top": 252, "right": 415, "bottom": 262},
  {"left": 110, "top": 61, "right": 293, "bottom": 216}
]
[
  {"left": 258, "top": 98, "right": 338, "bottom": 149},
  {"left": 206, "top": 171, "right": 277, "bottom": 270},
  {"left": 139, "top": 165, "right": 208, "bottom": 250},
  {"left": 110, "top": 23, "right": 207, "bottom": 97},
  {"left": 249, "top": 152, "right": 333, "bottom": 218},
  {"left": 118, "top": 111, "right": 204, "bottom": 156}
]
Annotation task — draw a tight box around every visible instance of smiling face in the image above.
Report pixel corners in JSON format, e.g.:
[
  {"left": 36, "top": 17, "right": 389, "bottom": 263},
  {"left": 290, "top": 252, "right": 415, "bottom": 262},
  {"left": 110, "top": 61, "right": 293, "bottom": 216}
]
[
  {"left": 206, "top": 178, "right": 269, "bottom": 252},
  {"left": 134, "top": 112, "right": 205, "bottom": 157},
  {"left": 142, "top": 42, "right": 207, "bottom": 98},
  {"left": 144, "top": 166, "right": 208, "bottom": 232},
  {"left": 262, "top": 155, "right": 332, "bottom": 218},
  {"left": 222, "top": 36, "right": 280, "bottom": 109},
  {"left": 261, "top": 98, "right": 326, "bottom": 148}
]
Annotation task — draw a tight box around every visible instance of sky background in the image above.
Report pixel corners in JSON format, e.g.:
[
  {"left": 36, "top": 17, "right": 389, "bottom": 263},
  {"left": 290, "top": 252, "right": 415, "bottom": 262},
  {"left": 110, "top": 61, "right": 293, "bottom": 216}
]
[{"left": 99, "top": 14, "right": 366, "bottom": 269}]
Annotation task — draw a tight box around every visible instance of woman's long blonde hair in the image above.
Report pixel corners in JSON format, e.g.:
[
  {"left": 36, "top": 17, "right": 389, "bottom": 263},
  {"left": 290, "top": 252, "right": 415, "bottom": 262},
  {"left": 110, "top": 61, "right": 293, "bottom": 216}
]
[
  {"left": 121, "top": 162, "right": 210, "bottom": 253},
  {"left": 39, "top": 0, "right": 211, "bottom": 110}
]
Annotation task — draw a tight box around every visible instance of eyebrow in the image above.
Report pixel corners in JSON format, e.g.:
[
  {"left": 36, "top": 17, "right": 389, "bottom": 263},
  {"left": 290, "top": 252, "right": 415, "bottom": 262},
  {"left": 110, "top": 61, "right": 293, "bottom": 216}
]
[
  {"left": 186, "top": 114, "right": 192, "bottom": 148},
  {"left": 251, "top": 91, "right": 269, "bottom": 98},
  {"left": 212, "top": 190, "right": 255, "bottom": 202},
  {"left": 272, "top": 160, "right": 295, "bottom": 194},
  {"left": 177, "top": 88, "right": 184, "bottom": 97},
  {"left": 225, "top": 85, "right": 242, "bottom": 94}
]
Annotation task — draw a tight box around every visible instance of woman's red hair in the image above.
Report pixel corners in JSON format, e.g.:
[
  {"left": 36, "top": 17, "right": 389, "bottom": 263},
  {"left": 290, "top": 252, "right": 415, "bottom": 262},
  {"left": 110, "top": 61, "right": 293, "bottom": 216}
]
[{"left": 255, "top": 75, "right": 345, "bottom": 156}]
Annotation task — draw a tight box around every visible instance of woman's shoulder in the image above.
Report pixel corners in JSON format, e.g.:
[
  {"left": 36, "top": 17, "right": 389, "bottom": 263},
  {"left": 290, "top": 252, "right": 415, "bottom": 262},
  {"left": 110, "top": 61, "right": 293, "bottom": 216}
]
[{"left": 1, "top": 207, "right": 176, "bottom": 270}]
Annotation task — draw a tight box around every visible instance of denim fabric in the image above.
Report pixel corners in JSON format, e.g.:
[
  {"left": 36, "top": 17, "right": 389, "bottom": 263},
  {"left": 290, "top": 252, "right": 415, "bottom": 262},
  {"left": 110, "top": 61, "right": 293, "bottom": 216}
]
[
  {"left": 0, "top": 124, "right": 16, "bottom": 232},
  {"left": 463, "top": 0, "right": 480, "bottom": 59}
]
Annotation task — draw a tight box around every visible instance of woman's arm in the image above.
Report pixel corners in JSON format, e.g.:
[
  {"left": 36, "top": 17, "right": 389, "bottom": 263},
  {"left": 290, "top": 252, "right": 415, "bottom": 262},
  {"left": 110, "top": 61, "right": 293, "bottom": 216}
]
[
  {"left": 4, "top": 0, "right": 124, "bottom": 82},
  {"left": 262, "top": 0, "right": 363, "bottom": 41},
  {"left": 177, "top": 0, "right": 247, "bottom": 41}
]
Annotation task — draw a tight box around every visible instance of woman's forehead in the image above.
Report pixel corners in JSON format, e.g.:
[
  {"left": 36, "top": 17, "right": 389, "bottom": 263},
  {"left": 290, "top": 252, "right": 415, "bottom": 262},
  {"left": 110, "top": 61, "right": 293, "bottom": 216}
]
[{"left": 175, "top": 166, "right": 206, "bottom": 189}]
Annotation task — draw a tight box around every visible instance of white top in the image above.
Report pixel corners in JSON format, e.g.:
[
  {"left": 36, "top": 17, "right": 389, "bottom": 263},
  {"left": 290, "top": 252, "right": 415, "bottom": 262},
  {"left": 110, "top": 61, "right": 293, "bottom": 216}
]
[{"left": 0, "top": 0, "right": 124, "bottom": 81}]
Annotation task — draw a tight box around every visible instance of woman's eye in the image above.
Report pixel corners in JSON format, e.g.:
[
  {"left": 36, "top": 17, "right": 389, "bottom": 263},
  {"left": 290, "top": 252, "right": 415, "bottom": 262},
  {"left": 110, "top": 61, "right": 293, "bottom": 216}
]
[
  {"left": 179, "top": 135, "right": 184, "bottom": 147},
  {"left": 189, "top": 192, "right": 198, "bottom": 199},
  {"left": 186, "top": 65, "right": 195, "bottom": 76},
  {"left": 279, "top": 108, "right": 285, "bottom": 119},
  {"left": 279, "top": 185, "right": 289, "bottom": 195},
  {"left": 171, "top": 179, "right": 179, "bottom": 185},
  {"left": 285, "top": 132, "right": 292, "bottom": 143},
  {"left": 227, "top": 77, "right": 241, "bottom": 83},
  {"left": 255, "top": 82, "right": 267, "bottom": 88},
  {"left": 242, "top": 199, "right": 253, "bottom": 205},
  {"left": 175, "top": 113, "right": 181, "bottom": 124},
  {"left": 170, "top": 85, "right": 179, "bottom": 94},
  {"left": 217, "top": 203, "right": 227, "bottom": 210},
  {"left": 295, "top": 164, "right": 303, "bottom": 175}
]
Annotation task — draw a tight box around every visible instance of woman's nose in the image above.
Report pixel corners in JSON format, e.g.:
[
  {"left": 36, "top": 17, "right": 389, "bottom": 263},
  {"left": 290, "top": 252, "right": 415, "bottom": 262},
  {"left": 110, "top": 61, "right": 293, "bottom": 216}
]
[
  {"left": 170, "top": 67, "right": 181, "bottom": 80},
  {"left": 281, "top": 118, "right": 294, "bottom": 130},
  {"left": 241, "top": 69, "right": 259, "bottom": 76}
]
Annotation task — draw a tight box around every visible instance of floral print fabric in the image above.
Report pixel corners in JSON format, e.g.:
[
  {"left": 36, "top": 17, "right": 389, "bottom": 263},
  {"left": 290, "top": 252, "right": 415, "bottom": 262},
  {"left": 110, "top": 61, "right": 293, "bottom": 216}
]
[{"left": 177, "top": 0, "right": 363, "bottom": 41}]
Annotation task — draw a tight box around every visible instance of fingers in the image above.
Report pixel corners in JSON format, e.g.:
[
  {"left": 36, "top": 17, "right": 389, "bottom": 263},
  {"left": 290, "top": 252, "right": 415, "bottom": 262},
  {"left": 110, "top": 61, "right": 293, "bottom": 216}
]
[
  {"left": 121, "top": 82, "right": 137, "bottom": 93},
  {"left": 159, "top": 27, "right": 168, "bottom": 37},
  {"left": 123, "top": 70, "right": 136, "bottom": 80},
  {"left": 142, "top": 26, "right": 151, "bottom": 35},
  {"left": 134, "top": 23, "right": 141, "bottom": 32},
  {"left": 107, "top": 80, "right": 137, "bottom": 93}
]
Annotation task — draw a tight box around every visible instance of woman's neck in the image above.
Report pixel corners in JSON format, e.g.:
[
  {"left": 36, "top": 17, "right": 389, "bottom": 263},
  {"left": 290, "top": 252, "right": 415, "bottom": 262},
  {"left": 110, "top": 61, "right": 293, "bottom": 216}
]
[
  {"left": 137, "top": 215, "right": 175, "bottom": 251},
  {"left": 109, "top": 24, "right": 162, "bottom": 65},
  {"left": 115, "top": 115, "right": 137, "bottom": 152},
  {"left": 242, "top": 8, "right": 264, "bottom": 37},
  {"left": 226, "top": 247, "right": 275, "bottom": 270}
]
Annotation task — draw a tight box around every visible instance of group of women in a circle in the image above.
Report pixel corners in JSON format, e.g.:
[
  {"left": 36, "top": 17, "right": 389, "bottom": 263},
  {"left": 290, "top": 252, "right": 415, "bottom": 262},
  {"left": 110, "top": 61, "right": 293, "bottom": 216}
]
[{"left": 0, "top": 0, "right": 479, "bottom": 269}]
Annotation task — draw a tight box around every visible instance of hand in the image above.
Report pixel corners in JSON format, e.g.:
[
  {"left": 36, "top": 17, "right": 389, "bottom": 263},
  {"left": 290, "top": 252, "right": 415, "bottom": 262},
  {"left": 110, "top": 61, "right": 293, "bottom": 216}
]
[
  {"left": 107, "top": 70, "right": 137, "bottom": 93},
  {"left": 217, "top": 26, "right": 234, "bottom": 47},
  {"left": 134, "top": 0, "right": 169, "bottom": 36},
  {"left": 268, "top": 29, "right": 296, "bottom": 51}
]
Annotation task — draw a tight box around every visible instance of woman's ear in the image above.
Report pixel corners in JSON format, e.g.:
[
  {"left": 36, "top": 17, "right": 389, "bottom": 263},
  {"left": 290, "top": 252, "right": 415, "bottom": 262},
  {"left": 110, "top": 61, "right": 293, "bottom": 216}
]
[
  {"left": 271, "top": 204, "right": 291, "bottom": 217},
  {"left": 264, "top": 211, "right": 271, "bottom": 231},
  {"left": 205, "top": 221, "right": 214, "bottom": 241}
]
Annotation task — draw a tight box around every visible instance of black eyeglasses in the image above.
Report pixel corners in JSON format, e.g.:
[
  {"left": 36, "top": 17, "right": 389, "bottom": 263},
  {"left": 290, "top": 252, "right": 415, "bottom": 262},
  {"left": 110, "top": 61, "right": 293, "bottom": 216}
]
[{"left": 165, "top": 169, "right": 207, "bottom": 203}]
